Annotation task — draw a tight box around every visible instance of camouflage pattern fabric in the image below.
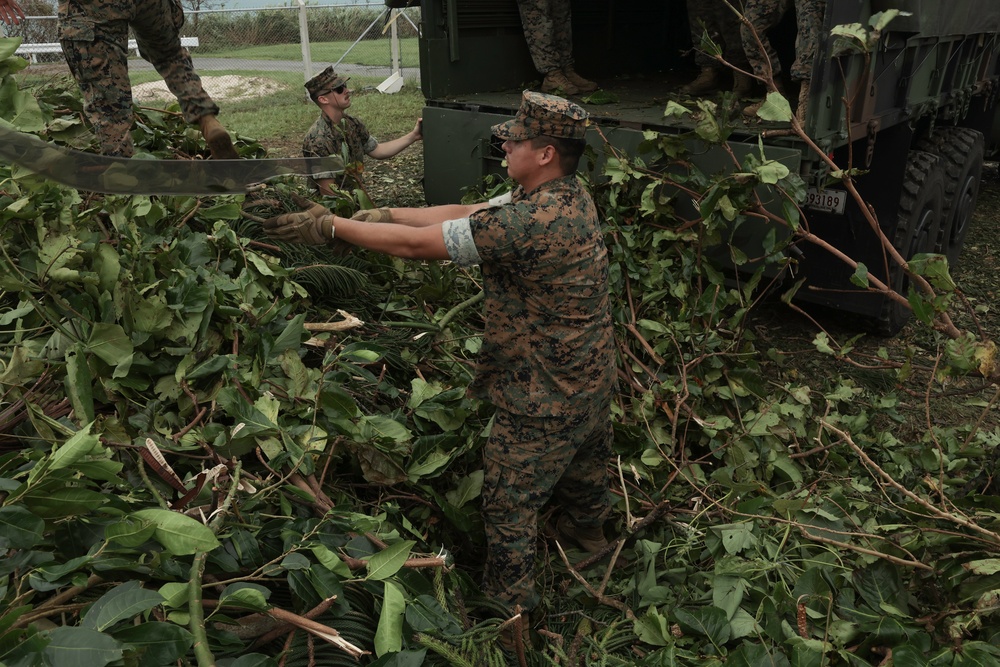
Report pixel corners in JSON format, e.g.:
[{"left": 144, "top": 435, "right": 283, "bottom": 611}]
[
  {"left": 687, "top": 0, "right": 749, "bottom": 70},
  {"left": 742, "top": 0, "right": 826, "bottom": 81},
  {"left": 58, "top": 0, "right": 219, "bottom": 157},
  {"left": 492, "top": 90, "right": 588, "bottom": 140},
  {"left": 515, "top": 0, "right": 573, "bottom": 75},
  {"left": 302, "top": 113, "right": 378, "bottom": 188},
  {"left": 465, "top": 174, "right": 616, "bottom": 611},
  {"left": 791, "top": 0, "right": 826, "bottom": 81},
  {"left": 481, "top": 402, "right": 612, "bottom": 611}
]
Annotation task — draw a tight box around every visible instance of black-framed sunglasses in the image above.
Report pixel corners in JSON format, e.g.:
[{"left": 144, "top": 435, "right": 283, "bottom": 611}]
[{"left": 326, "top": 80, "right": 350, "bottom": 96}]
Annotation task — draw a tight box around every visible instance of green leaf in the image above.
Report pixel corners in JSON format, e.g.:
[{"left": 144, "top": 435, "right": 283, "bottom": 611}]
[
  {"left": 86, "top": 322, "right": 134, "bottom": 377},
  {"left": 43, "top": 627, "right": 124, "bottom": 667},
  {"left": 674, "top": 606, "right": 731, "bottom": 644},
  {"left": 755, "top": 91, "right": 793, "bottom": 122},
  {"left": 711, "top": 523, "right": 757, "bottom": 555},
  {"left": 445, "top": 470, "right": 483, "bottom": 509},
  {"left": 754, "top": 160, "right": 790, "bottom": 184},
  {"left": 375, "top": 580, "right": 405, "bottom": 657},
  {"left": 105, "top": 516, "right": 157, "bottom": 548},
  {"left": 404, "top": 595, "right": 462, "bottom": 635},
  {"left": 66, "top": 343, "right": 95, "bottom": 423},
  {"left": 131, "top": 509, "right": 221, "bottom": 555},
  {"left": 48, "top": 424, "right": 101, "bottom": 472},
  {"left": 0, "top": 505, "right": 45, "bottom": 549},
  {"left": 82, "top": 581, "right": 164, "bottom": 632},
  {"left": 218, "top": 583, "right": 271, "bottom": 612},
  {"left": 633, "top": 606, "right": 673, "bottom": 647},
  {"left": 850, "top": 263, "right": 870, "bottom": 288},
  {"left": 366, "top": 540, "right": 415, "bottom": 581}
]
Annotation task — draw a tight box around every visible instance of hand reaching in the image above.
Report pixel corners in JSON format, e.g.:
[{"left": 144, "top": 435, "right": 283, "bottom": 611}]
[
  {"left": 350, "top": 207, "right": 393, "bottom": 223},
  {"left": 263, "top": 211, "right": 335, "bottom": 245}
]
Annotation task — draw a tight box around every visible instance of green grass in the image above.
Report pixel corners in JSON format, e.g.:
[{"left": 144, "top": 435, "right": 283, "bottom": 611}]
[{"left": 192, "top": 38, "right": 419, "bottom": 67}]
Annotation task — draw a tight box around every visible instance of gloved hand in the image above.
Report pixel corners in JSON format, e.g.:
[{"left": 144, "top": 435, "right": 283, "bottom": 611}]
[
  {"left": 263, "top": 211, "right": 335, "bottom": 245},
  {"left": 291, "top": 193, "right": 331, "bottom": 220},
  {"left": 351, "top": 207, "right": 393, "bottom": 223}
]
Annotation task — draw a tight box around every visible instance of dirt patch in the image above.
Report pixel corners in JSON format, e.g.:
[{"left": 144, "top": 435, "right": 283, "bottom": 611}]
[{"left": 132, "top": 75, "right": 285, "bottom": 103}]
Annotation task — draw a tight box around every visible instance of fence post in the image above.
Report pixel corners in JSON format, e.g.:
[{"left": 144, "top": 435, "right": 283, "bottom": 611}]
[
  {"left": 390, "top": 8, "right": 400, "bottom": 75},
  {"left": 298, "top": 0, "right": 312, "bottom": 101}
]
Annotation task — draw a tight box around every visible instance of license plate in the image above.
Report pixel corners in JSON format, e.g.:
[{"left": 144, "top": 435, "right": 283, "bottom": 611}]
[{"left": 805, "top": 188, "right": 848, "bottom": 214}]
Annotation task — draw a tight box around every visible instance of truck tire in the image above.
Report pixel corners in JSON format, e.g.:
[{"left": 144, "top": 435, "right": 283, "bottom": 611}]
[
  {"left": 915, "top": 127, "right": 984, "bottom": 268},
  {"left": 874, "top": 150, "right": 946, "bottom": 336}
]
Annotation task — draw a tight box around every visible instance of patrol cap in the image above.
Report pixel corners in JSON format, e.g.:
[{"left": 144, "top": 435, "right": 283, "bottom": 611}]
[
  {"left": 492, "top": 90, "right": 589, "bottom": 141},
  {"left": 305, "top": 66, "right": 349, "bottom": 100}
]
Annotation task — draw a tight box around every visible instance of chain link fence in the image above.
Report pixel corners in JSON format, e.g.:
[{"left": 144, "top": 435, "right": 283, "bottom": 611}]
[{"left": 4, "top": 0, "right": 421, "bottom": 99}]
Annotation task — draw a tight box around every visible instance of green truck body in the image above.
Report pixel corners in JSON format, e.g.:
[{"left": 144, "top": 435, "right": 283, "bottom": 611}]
[{"left": 413, "top": 0, "right": 1000, "bottom": 332}]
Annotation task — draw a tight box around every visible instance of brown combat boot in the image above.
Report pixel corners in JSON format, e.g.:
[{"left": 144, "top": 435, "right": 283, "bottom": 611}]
[
  {"left": 562, "top": 67, "right": 598, "bottom": 93},
  {"left": 732, "top": 71, "right": 755, "bottom": 98},
  {"left": 553, "top": 513, "right": 609, "bottom": 554},
  {"left": 541, "top": 70, "right": 579, "bottom": 95},
  {"left": 743, "top": 80, "right": 787, "bottom": 118},
  {"left": 198, "top": 114, "right": 239, "bottom": 159},
  {"left": 681, "top": 66, "right": 722, "bottom": 95}
]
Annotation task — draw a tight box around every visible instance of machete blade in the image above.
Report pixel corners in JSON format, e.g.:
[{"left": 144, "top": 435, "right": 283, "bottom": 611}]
[{"left": 0, "top": 125, "right": 343, "bottom": 196}]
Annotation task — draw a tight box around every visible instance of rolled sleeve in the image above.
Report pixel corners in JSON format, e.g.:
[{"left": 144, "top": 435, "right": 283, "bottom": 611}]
[{"left": 441, "top": 217, "right": 482, "bottom": 266}]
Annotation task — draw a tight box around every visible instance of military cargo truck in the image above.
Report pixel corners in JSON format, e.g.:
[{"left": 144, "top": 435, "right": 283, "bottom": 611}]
[{"left": 411, "top": 0, "right": 1000, "bottom": 333}]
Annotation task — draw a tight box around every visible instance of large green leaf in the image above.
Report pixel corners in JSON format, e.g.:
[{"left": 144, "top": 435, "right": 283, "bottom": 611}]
[
  {"left": 82, "top": 581, "right": 164, "bottom": 632},
  {"left": 673, "top": 606, "right": 731, "bottom": 645},
  {"left": 366, "top": 540, "right": 415, "bottom": 581},
  {"left": 375, "top": 580, "right": 405, "bottom": 656},
  {"left": 0, "top": 505, "right": 45, "bottom": 549},
  {"left": 86, "top": 323, "right": 134, "bottom": 377},
  {"left": 131, "top": 509, "right": 221, "bottom": 555},
  {"left": 43, "top": 627, "right": 124, "bottom": 667}
]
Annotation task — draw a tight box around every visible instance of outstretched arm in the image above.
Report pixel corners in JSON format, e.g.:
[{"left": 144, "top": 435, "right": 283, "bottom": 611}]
[{"left": 367, "top": 118, "right": 422, "bottom": 159}]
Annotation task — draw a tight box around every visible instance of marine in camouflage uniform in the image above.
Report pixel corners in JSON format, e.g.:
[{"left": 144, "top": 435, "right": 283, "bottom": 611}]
[
  {"left": 261, "top": 91, "right": 617, "bottom": 619},
  {"left": 516, "top": 0, "right": 598, "bottom": 95},
  {"left": 741, "top": 0, "right": 826, "bottom": 84},
  {"left": 458, "top": 99, "right": 616, "bottom": 612},
  {"left": 58, "top": 0, "right": 233, "bottom": 157},
  {"left": 302, "top": 66, "right": 422, "bottom": 194}
]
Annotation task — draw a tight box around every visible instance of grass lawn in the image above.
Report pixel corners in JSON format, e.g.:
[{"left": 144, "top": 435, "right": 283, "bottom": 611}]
[{"left": 192, "top": 38, "right": 419, "bottom": 67}]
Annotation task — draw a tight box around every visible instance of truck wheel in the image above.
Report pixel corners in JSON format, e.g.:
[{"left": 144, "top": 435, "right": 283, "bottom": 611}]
[
  {"left": 874, "top": 150, "right": 946, "bottom": 336},
  {"left": 916, "top": 127, "right": 984, "bottom": 268}
]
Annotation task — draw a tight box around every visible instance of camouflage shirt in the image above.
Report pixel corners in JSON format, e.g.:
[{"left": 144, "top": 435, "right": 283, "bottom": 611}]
[
  {"left": 445, "top": 175, "right": 616, "bottom": 417},
  {"left": 302, "top": 113, "right": 379, "bottom": 185}
]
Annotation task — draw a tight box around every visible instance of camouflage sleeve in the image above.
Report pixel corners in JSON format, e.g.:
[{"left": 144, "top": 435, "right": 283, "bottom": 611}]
[
  {"left": 441, "top": 218, "right": 483, "bottom": 266},
  {"left": 364, "top": 135, "right": 379, "bottom": 154},
  {"left": 468, "top": 204, "right": 526, "bottom": 265}
]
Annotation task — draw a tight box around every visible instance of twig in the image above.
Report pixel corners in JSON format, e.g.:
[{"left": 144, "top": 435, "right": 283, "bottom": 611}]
[{"left": 554, "top": 541, "right": 635, "bottom": 620}]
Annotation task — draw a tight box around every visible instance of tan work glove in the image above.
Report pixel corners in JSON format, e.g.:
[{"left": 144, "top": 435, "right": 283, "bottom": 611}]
[
  {"left": 351, "top": 207, "right": 393, "bottom": 223},
  {"left": 263, "top": 211, "right": 335, "bottom": 245},
  {"left": 291, "top": 193, "right": 331, "bottom": 220}
]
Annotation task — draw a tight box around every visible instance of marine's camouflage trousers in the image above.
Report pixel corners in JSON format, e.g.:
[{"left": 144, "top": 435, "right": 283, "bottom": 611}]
[
  {"left": 481, "top": 403, "right": 612, "bottom": 612},
  {"left": 516, "top": 0, "right": 573, "bottom": 75},
  {"left": 58, "top": 0, "right": 219, "bottom": 156},
  {"left": 741, "top": 0, "right": 826, "bottom": 82},
  {"left": 687, "top": 0, "right": 749, "bottom": 69}
]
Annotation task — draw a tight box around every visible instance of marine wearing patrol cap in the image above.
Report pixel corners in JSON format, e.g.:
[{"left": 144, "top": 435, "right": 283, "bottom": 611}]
[
  {"left": 305, "top": 66, "right": 349, "bottom": 102},
  {"left": 492, "top": 90, "right": 589, "bottom": 141}
]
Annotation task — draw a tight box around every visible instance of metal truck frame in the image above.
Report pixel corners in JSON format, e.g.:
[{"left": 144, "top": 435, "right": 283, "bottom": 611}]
[{"left": 412, "top": 0, "right": 1000, "bottom": 334}]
